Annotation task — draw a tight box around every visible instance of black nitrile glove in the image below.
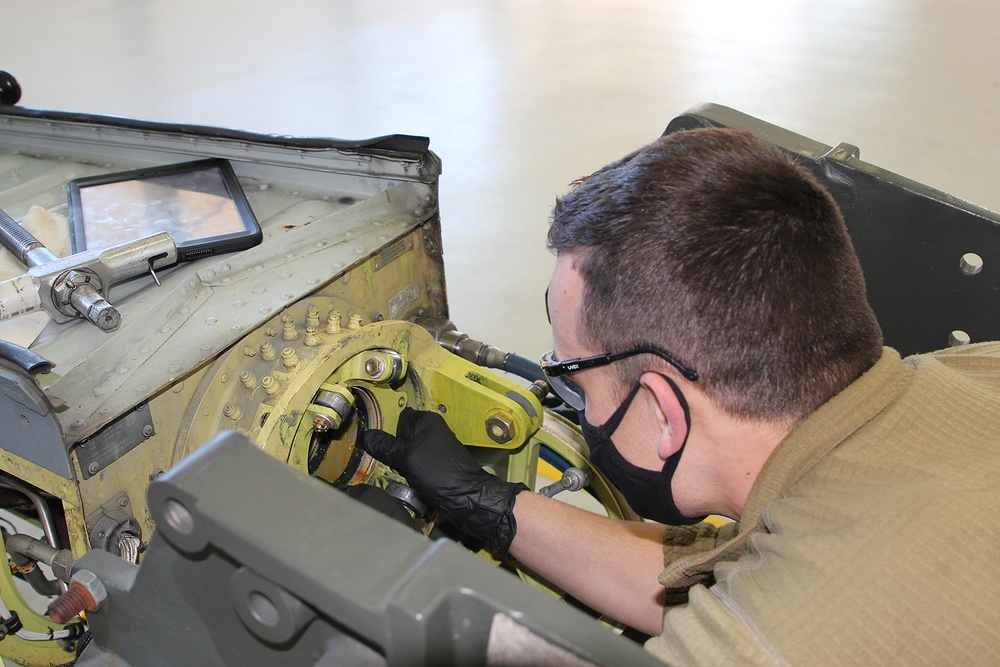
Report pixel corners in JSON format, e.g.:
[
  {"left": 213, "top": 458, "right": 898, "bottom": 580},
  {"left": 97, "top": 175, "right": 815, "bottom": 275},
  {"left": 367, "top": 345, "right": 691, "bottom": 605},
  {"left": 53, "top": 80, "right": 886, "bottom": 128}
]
[{"left": 358, "top": 407, "right": 529, "bottom": 560}]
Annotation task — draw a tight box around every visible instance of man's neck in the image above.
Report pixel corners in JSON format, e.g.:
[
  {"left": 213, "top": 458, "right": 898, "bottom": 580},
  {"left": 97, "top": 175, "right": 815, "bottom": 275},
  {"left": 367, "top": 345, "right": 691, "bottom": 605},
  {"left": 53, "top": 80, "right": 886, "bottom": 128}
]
[{"left": 685, "top": 394, "right": 796, "bottom": 520}]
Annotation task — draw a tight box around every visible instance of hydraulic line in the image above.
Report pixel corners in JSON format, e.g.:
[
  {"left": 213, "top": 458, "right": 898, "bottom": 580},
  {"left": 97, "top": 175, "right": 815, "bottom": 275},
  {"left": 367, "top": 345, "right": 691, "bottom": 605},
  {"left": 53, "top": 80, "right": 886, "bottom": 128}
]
[
  {"left": 0, "top": 532, "right": 78, "bottom": 642},
  {"left": 3, "top": 532, "right": 74, "bottom": 583},
  {"left": 0, "top": 474, "right": 62, "bottom": 550},
  {"left": 502, "top": 352, "right": 546, "bottom": 384},
  {"left": 415, "top": 317, "right": 548, "bottom": 384},
  {"left": 2, "top": 531, "right": 62, "bottom": 596}
]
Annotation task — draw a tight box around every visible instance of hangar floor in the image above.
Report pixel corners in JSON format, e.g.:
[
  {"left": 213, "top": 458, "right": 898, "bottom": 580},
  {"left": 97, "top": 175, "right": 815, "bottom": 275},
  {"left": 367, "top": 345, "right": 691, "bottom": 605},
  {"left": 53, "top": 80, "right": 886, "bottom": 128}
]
[{"left": 4, "top": 0, "right": 1000, "bottom": 364}]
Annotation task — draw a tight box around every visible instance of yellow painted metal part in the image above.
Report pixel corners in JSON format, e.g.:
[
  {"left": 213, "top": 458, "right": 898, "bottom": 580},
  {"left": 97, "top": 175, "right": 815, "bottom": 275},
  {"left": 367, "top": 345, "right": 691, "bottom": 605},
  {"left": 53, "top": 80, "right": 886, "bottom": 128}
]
[
  {"left": 179, "top": 312, "right": 544, "bottom": 486},
  {"left": 0, "top": 451, "right": 83, "bottom": 665},
  {"left": 0, "top": 253, "right": 639, "bottom": 665},
  {"left": 0, "top": 547, "right": 80, "bottom": 667}
]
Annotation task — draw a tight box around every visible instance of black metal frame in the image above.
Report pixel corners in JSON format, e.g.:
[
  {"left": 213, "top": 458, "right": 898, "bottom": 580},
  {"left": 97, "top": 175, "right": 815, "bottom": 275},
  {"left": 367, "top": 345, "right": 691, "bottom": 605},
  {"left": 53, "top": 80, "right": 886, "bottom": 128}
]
[{"left": 665, "top": 104, "right": 1000, "bottom": 357}]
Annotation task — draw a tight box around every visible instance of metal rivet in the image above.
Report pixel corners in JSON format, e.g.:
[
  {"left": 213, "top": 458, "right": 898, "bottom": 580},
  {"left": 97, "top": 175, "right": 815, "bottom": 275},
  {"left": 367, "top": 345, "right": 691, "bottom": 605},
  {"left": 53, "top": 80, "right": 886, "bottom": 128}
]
[
  {"left": 949, "top": 330, "right": 971, "bottom": 347},
  {"left": 960, "top": 253, "right": 984, "bottom": 276}
]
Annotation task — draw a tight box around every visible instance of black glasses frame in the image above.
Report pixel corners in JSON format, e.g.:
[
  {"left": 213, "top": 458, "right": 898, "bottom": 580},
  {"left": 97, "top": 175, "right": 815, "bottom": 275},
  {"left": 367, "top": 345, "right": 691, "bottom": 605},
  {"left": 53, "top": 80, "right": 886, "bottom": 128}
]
[{"left": 540, "top": 346, "right": 699, "bottom": 382}]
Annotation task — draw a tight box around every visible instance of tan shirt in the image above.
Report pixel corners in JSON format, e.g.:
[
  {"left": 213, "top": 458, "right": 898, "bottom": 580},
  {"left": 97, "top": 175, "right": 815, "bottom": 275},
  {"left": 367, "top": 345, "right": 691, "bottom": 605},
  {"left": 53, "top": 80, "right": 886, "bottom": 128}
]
[{"left": 645, "top": 343, "right": 1000, "bottom": 665}]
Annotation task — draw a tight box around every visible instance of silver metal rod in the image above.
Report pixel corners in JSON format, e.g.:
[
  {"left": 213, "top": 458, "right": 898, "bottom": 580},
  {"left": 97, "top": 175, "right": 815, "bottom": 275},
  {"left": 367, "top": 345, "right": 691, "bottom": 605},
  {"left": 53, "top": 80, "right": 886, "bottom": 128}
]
[
  {"left": 0, "top": 474, "right": 62, "bottom": 550},
  {"left": 0, "top": 206, "right": 58, "bottom": 268}
]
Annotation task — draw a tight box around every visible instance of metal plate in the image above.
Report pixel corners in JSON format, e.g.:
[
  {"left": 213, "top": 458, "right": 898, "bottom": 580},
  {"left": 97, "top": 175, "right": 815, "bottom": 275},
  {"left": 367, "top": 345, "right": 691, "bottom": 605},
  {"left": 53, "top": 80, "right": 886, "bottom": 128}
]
[{"left": 76, "top": 402, "right": 154, "bottom": 479}]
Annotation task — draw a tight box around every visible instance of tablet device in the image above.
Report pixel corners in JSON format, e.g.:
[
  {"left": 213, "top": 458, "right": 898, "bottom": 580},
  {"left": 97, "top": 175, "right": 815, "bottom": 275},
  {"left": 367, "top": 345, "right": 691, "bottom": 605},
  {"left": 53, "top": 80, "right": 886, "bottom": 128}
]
[{"left": 68, "top": 158, "right": 261, "bottom": 261}]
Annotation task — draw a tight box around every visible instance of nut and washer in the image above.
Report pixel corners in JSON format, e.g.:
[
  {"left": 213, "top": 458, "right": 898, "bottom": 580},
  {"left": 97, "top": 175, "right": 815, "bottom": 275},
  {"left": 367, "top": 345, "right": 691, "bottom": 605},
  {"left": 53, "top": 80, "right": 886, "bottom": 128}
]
[
  {"left": 364, "top": 355, "right": 386, "bottom": 378},
  {"left": 485, "top": 413, "right": 515, "bottom": 444},
  {"left": 313, "top": 413, "right": 337, "bottom": 433}
]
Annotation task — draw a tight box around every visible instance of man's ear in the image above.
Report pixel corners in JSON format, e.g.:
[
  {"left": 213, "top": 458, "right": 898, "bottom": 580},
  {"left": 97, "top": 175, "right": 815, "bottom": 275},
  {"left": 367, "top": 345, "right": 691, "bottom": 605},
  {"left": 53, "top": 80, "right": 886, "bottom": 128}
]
[{"left": 639, "top": 372, "right": 689, "bottom": 461}]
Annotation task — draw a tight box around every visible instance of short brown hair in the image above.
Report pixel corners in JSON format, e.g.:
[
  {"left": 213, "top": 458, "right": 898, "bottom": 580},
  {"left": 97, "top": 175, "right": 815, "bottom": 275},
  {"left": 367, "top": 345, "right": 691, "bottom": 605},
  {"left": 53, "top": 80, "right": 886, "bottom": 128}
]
[{"left": 547, "top": 128, "right": 883, "bottom": 422}]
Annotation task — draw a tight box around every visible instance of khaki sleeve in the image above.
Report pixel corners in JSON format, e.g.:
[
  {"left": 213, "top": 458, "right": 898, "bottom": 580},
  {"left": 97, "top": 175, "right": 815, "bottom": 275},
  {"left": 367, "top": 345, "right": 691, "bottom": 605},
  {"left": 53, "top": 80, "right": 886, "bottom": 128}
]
[
  {"left": 661, "top": 521, "right": 722, "bottom": 565},
  {"left": 660, "top": 521, "right": 736, "bottom": 608}
]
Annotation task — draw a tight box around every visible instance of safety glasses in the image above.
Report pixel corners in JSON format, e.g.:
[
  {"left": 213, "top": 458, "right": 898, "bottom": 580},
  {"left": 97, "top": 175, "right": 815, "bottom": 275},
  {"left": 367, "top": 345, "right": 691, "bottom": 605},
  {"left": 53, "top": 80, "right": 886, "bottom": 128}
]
[{"left": 539, "top": 346, "right": 698, "bottom": 411}]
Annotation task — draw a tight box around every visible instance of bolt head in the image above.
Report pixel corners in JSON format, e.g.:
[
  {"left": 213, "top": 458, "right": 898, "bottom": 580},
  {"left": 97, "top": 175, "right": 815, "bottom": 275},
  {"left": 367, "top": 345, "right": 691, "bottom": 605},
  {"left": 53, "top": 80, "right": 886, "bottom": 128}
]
[{"left": 364, "top": 356, "right": 385, "bottom": 378}]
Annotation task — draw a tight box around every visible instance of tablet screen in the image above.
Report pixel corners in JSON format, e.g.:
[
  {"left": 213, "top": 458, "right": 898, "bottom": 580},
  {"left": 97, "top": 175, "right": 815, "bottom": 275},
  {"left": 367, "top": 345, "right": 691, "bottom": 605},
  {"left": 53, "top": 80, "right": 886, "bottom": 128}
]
[{"left": 69, "top": 158, "right": 261, "bottom": 261}]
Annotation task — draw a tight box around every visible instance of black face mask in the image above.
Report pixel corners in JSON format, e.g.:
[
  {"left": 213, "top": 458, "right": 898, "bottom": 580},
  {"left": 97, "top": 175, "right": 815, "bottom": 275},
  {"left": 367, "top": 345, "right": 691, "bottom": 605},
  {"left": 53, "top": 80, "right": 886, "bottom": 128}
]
[{"left": 581, "top": 374, "right": 703, "bottom": 525}]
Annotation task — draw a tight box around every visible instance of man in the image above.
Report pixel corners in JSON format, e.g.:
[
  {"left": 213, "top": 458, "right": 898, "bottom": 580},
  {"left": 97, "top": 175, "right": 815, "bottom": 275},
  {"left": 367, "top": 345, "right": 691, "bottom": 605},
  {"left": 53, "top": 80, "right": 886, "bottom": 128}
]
[{"left": 361, "top": 128, "right": 1000, "bottom": 664}]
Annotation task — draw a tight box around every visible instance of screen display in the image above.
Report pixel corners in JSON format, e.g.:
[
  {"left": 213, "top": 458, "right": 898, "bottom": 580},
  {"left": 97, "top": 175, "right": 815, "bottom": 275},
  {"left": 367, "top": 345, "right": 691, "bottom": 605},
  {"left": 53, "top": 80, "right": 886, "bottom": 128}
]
[{"left": 69, "top": 159, "right": 261, "bottom": 261}]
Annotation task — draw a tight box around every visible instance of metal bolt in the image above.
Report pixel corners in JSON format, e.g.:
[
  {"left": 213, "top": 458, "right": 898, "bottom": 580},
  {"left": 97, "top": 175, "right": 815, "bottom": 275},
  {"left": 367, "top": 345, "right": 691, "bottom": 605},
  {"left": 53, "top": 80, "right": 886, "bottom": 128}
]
[
  {"left": 326, "top": 309, "right": 342, "bottom": 334},
  {"left": 305, "top": 304, "right": 321, "bottom": 329},
  {"left": 88, "top": 462, "right": 100, "bottom": 475},
  {"left": 365, "top": 356, "right": 385, "bottom": 378},
  {"left": 223, "top": 404, "right": 243, "bottom": 421},
  {"left": 313, "top": 414, "right": 336, "bottom": 433},
  {"left": 260, "top": 341, "right": 276, "bottom": 361},
  {"left": 282, "top": 315, "right": 299, "bottom": 340},
  {"left": 142, "top": 424, "right": 154, "bottom": 438},
  {"left": 303, "top": 326, "right": 320, "bottom": 347},
  {"left": 960, "top": 252, "right": 984, "bottom": 276},
  {"left": 48, "top": 573, "right": 107, "bottom": 624},
  {"left": 281, "top": 347, "right": 299, "bottom": 369},
  {"left": 240, "top": 371, "right": 257, "bottom": 389},
  {"left": 118, "top": 497, "right": 129, "bottom": 508},
  {"left": 262, "top": 375, "right": 280, "bottom": 396},
  {"left": 485, "top": 413, "right": 515, "bottom": 444}
]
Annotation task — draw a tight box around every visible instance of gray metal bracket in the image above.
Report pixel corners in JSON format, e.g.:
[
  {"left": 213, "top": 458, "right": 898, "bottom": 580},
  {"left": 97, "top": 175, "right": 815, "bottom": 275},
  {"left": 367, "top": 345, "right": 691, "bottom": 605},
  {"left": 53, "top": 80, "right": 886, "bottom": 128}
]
[{"left": 73, "top": 431, "right": 662, "bottom": 667}]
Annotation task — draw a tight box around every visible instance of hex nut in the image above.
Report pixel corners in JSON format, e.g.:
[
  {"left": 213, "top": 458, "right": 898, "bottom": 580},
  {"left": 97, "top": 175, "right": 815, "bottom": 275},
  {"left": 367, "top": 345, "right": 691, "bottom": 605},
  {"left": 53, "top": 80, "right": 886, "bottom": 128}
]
[
  {"left": 486, "top": 413, "right": 515, "bottom": 444},
  {"left": 313, "top": 413, "right": 337, "bottom": 432},
  {"left": 71, "top": 569, "right": 108, "bottom": 610},
  {"left": 365, "top": 356, "right": 386, "bottom": 378}
]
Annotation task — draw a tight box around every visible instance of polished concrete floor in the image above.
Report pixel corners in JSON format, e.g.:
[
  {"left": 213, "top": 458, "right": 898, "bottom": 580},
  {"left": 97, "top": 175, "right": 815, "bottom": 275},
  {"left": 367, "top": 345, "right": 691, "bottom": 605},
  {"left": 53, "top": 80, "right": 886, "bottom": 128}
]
[{"left": 4, "top": 0, "right": 1000, "bottom": 363}]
